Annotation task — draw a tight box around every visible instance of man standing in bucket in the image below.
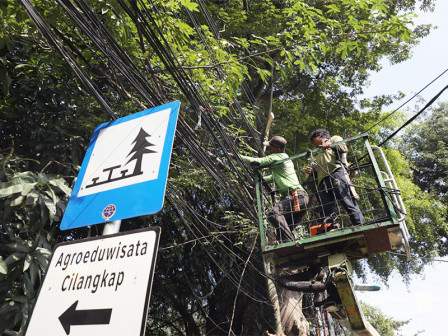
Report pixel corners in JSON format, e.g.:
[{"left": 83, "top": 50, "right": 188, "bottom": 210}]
[
  {"left": 231, "top": 136, "right": 308, "bottom": 243},
  {"left": 304, "top": 129, "right": 364, "bottom": 227}
]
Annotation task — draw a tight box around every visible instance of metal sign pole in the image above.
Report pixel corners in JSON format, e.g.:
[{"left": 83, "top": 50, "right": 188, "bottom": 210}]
[{"left": 103, "top": 220, "right": 122, "bottom": 235}]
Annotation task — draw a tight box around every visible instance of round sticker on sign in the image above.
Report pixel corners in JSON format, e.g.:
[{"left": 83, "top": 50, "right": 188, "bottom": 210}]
[{"left": 102, "top": 204, "right": 117, "bottom": 221}]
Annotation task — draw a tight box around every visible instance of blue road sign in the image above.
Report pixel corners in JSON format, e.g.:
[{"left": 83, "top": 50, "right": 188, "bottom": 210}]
[{"left": 60, "top": 101, "right": 180, "bottom": 230}]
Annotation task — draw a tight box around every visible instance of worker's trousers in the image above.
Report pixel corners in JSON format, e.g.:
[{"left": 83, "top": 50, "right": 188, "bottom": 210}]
[
  {"left": 318, "top": 168, "right": 364, "bottom": 226},
  {"left": 268, "top": 189, "right": 309, "bottom": 242}
]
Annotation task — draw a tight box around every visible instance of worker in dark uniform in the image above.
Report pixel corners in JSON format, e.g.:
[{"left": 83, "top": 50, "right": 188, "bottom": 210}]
[{"left": 304, "top": 129, "right": 364, "bottom": 227}]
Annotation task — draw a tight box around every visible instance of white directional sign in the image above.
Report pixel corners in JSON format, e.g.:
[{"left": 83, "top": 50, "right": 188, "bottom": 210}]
[
  {"left": 25, "top": 227, "right": 160, "bottom": 336},
  {"left": 60, "top": 101, "right": 180, "bottom": 230}
]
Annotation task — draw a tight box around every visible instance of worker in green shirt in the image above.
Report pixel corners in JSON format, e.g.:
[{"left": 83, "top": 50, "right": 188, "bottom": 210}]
[{"left": 232, "top": 136, "right": 308, "bottom": 242}]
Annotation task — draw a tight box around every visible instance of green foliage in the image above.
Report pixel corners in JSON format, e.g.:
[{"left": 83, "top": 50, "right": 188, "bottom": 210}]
[
  {"left": 354, "top": 146, "right": 447, "bottom": 283},
  {"left": 384, "top": 147, "right": 447, "bottom": 258},
  {"left": 361, "top": 301, "right": 409, "bottom": 336},
  {"left": 0, "top": 0, "right": 442, "bottom": 334},
  {"left": 400, "top": 102, "right": 448, "bottom": 255},
  {"left": 401, "top": 103, "right": 448, "bottom": 202},
  {"left": 0, "top": 158, "right": 72, "bottom": 333}
]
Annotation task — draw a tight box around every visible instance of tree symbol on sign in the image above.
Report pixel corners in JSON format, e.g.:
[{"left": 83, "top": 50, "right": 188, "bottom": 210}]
[{"left": 126, "top": 128, "right": 157, "bottom": 176}]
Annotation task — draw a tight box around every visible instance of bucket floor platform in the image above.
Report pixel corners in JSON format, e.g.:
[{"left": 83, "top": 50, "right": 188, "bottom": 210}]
[{"left": 263, "top": 219, "right": 403, "bottom": 268}]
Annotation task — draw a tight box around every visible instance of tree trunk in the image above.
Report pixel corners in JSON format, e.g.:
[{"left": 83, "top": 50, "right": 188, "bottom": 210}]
[
  {"left": 264, "top": 257, "right": 309, "bottom": 336},
  {"left": 277, "top": 287, "right": 309, "bottom": 336}
]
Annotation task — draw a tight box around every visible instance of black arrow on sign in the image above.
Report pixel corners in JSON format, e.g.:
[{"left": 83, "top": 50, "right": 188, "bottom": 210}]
[{"left": 58, "top": 300, "right": 112, "bottom": 335}]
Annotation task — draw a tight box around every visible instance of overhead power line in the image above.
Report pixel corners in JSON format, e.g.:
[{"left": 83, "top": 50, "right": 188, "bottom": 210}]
[
  {"left": 19, "top": 0, "right": 272, "bottom": 317},
  {"left": 366, "top": 66, "right": 448, "bottom": 134},
  {"left": 379, "top": 83, "right": 448, "bottom": 146}
]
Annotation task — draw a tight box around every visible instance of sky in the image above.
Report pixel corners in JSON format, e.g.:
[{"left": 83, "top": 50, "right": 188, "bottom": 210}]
[
  {"left": 355, "top": 1, "right": 448, "bottom": 335},
  {"left": 361, "top": 1, "right": 448, "bottom": 110}
]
